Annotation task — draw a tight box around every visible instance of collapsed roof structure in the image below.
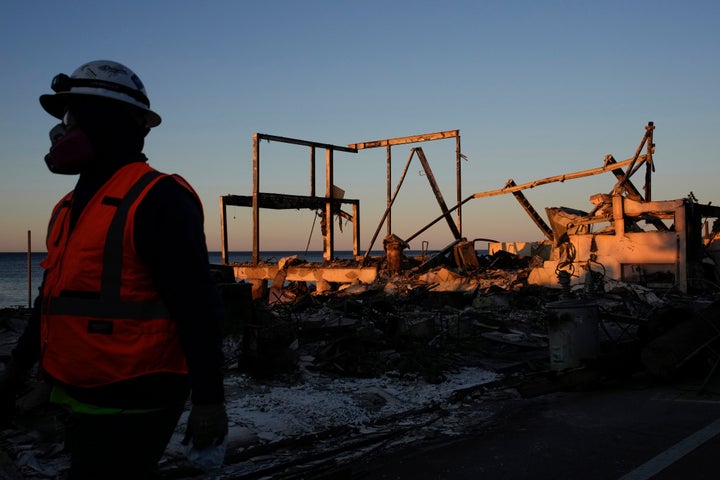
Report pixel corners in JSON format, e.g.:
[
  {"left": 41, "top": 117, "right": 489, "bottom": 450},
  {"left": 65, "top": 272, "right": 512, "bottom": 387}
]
[{"left": 219, "top": 122, "right": 720, "bottom": 296}]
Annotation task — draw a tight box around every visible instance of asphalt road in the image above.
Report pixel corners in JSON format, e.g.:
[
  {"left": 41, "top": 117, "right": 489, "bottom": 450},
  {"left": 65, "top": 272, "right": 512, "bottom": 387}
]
[{"left": 350, "top": 374, "right": 720, "bottom": 479}]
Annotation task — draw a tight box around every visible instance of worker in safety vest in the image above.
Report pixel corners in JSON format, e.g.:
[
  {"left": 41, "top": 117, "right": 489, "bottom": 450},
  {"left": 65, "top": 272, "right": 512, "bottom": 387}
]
[{"left": 0, "top": 60, "right": 227, "bottom": 479}]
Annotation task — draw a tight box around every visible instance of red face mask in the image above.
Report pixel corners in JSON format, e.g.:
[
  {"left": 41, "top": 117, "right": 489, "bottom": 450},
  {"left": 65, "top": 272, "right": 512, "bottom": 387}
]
[{"left": 44, "top": 123, "right": 95, "bottom": 175}]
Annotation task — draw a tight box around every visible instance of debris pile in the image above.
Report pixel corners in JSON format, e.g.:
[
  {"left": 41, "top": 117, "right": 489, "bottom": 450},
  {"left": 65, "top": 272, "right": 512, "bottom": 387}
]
[
  {"left": 4, "top": 122, "right": 720, "bottom": 478},
  {"left": 2, "top": 244, "right": 720, "bottom": 478}
]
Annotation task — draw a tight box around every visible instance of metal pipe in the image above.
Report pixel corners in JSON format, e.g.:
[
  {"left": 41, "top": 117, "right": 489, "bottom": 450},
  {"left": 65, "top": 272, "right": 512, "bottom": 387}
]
[{"left": 27, "top": 230, "right": 31, "bottom": 309}]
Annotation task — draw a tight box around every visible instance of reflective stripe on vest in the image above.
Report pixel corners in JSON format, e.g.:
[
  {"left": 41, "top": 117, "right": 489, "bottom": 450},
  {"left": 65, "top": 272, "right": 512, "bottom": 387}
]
[
  {"left": 45, "top": 196, "right": 72, "bottom": 247},
  {"left": 101, "top": 170, "right": 162, "bottom": 302}
]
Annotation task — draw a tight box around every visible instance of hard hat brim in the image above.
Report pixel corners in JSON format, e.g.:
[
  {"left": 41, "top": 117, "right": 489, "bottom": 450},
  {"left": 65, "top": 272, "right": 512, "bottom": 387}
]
[{"left": 39, "top": 92, "right": 162, "bottom": 128}]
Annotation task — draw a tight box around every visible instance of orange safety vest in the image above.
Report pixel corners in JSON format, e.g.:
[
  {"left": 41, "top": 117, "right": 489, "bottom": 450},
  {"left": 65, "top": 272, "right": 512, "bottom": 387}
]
[{"left": 40, "top": 162, "right": 196, "bottom": 388}]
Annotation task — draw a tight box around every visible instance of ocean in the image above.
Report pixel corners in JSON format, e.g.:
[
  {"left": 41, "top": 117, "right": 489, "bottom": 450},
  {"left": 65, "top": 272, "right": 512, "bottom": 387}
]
[
  {"left": 0, "top": 250, "right": 378, "bottom": 309},
  {"left": 0, "top": 252, "right": 45, "bottom": 309}
]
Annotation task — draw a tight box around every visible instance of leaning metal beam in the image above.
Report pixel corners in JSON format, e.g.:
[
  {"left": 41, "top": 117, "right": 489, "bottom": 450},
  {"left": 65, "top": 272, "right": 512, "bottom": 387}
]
[
  {"left": 472, "top": 155, "right": 643, "bottom": 200},
  {"left": 505, "top": 179, "right": 554, "bottom": 240},
  {"left": 416, "top": 148, "right": 461, "bottom": 240},
  {"left": 405, "top": 154, "right": 643, "bottom": 244}
]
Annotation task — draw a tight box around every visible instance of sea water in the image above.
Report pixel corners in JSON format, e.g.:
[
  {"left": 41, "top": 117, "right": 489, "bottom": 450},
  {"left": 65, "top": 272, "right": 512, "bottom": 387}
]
[{"left": 0, "top": 252, "right": 45, "bottom": 308}]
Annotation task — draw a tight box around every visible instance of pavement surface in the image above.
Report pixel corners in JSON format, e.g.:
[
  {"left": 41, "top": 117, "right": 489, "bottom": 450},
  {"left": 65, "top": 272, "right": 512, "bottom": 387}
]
[{"left": 349, "top": 373, "right": 720, "bottom": 479}]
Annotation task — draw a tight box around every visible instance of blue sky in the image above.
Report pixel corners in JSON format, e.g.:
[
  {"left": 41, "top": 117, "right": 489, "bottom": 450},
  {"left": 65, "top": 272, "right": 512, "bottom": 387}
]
[{"left": 1, "top": 1, "right": 718, "bottom": 253}]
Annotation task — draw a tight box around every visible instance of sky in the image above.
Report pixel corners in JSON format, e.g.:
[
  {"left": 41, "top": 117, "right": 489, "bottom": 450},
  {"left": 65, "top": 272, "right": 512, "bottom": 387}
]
[{"left": 1, "top": 0, "right": 718, "bottom": 254}]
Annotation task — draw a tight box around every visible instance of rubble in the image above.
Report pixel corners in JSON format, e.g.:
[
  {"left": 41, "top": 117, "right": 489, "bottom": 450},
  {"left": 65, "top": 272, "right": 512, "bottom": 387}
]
[
  {"left": 2, "top": 254, "right": 720, "bottom": 478},
  {"left": 3, "top": 122, "right": 720, "bottom": 478}
]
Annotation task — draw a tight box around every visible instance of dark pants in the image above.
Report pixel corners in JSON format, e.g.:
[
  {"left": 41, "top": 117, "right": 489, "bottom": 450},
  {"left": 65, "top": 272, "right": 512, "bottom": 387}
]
[{"left": 65, "top": 403, "right": 185, "bottom": 480}]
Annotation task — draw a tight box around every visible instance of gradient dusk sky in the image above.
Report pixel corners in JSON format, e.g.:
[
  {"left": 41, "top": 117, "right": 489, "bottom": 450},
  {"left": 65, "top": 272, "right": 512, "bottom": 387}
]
[{"left": 1, "top": 1, "right": 718, "bottom": 253}]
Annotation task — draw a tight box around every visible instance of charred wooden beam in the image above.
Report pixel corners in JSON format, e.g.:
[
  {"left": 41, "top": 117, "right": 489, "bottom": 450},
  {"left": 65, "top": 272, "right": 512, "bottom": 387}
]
[
  {"left": 222, "top": 192, "right": 361, "bottom": 265},
  {"left": 223, "top": 193, "right": 356, "bottom": 210}
]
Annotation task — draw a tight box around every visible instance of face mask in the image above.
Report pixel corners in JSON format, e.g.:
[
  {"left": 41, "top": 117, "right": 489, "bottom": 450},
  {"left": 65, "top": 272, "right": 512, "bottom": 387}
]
[{"left": 44, "top": 123, "right": 95, "bottom": 175}]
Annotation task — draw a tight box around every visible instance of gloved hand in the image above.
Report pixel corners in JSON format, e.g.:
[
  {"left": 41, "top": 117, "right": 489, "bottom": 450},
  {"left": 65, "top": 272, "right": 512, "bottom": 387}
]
[
  {"left": 181, "top": 403, "right": 228, "bottom": 450},
  {"left": 0, "top": 360, "right": 26, "bottom": 426}
]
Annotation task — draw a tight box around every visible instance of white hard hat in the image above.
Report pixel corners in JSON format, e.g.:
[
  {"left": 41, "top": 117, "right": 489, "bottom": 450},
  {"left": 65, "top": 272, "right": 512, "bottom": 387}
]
[{"left": 39, "top": 60, "right": 161, "bottom": 128}]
